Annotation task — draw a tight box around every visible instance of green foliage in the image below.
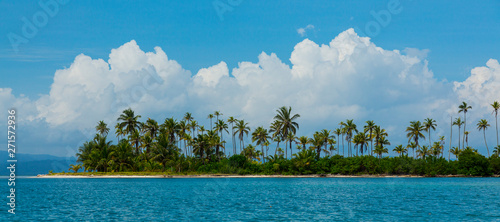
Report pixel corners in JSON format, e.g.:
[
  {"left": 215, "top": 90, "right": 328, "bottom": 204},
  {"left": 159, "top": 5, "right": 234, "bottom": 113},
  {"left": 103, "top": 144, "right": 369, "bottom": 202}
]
[
  {"left": 71, "top": 108, "right": 497, "bottom": 177},
  {"left": 458, "top": 148, "right": 492, "bottom": 176}
]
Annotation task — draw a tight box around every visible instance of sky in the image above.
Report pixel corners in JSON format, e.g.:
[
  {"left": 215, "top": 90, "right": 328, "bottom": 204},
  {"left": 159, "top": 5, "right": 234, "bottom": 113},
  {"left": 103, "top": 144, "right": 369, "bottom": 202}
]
[{"left": 1, "top": 0, "right": 500, "bottom": 157}]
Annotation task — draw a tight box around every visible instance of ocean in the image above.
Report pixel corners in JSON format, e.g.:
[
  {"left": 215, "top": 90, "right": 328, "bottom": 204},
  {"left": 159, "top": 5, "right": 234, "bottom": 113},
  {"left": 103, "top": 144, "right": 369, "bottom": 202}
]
[{"left": 4, "top": 177, "right": 500, "bottom": 221}]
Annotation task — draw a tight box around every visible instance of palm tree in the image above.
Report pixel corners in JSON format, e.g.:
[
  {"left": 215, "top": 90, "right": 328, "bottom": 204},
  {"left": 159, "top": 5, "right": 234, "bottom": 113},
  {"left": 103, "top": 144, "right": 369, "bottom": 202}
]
[
  {"left": 144, "top": 118, "right": 159, "bottom": 139},
  {"left": 373, "top": 145, "right": 388, "bottom": 159},
  {"left": 393, "top": 145, "right": 407, "bottom": 157},
  {"left": 227, "top": 116, "right": 237, "bottom": 155},
  {"left": 492, "top": 101, "right": 500, "bottom": 147},
  {"left": 450, "top": 147, "right": 461, "bottom": 159},
  {"left": 114, "top": 123, "right": 125, "bottom": 140},
  {"left": 352, "top": 132, "right": 369, "bottom": 156},
  {"left": 214, "top": 111, "right": 223, "bottom": 122},
  {"left": 431, "top": 141, "right": 443, "bottom": 158},
  {"left": 234, "top": 120, "right": 250, "bottom": 151},
  {"left": 273, "top": 106, "right": 300, "bottom": 159},
  {"left": 493, "top": 145, "right": 500, "bottom": 156},
  {"left": 207, "top": 113, "right": 214, "bottom": 129},
  {"left": 339, "top": 123, "right": 345, "bottom": 156},
  {"left": 319, "top": 129, "right": 334, "bottom": 156},
  {"left": 296, "top": 136, "right": 309, "bottom": 150},
  {"left": 242, "top": 144, "right": 260, "bottom": 162},
  {"left": 417, "top": 145, "right": 430, "bottom": 160},
  {"left": 308, "top": 132, "right": 324, "bottom": 159},
  {"left": 423, "top": 118, "right": 437, "bottom": 147},
  {"left": 477, "top": 119, "right": 491, "bottom": 157},
  {"left": 458, "top": 102, "right": 472, "bottom": 149},
  {"left": 407, "top": 142, "right": 417, "bottom": 158},
  {"left": 178, "top": 120, "right": 190, "bottom": 155},
  {"left": 96, "top": 120, "right": 109, "bottom": 136},
  {"left": 342, "top": 119, "right": 358, "bottom": 157},
  {"left": 453, "top": 117, "right": 463, "bottom": 150},
  {"left": 252, "top": 126, "right": 269, "bottom": 163},
  {"left": 334, "top": 128, "right": 342, "bottom": 155},
  {"left": 162, "top": 117, "right": 179, "bottom": 143},
  {"left": 68, "top": 164, "right": 82, "bottom": 173},
  {"left": 129, "top": 129, "right": 142, "bottom": 154},
  {"left": 373, "top": 125, "right": 388, "bottom": 155},
  {"left": 117, "top": 108, "right": 142, "bottom": 136},
  {"left": 364, "top": 120, "right": 376, "bottom": 156},
  {"left": 405, "top": 121, "right": 425, "bottom": 154},
  {"left": 215, "top": 119, "right": 229, "bottom": 157}
]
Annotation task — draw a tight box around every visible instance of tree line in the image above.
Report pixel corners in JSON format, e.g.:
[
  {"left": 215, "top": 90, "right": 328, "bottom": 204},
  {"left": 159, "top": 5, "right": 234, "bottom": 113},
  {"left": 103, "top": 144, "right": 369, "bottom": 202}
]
[{"left": 73, "top": 102, "right": 500, "bottom": 176}]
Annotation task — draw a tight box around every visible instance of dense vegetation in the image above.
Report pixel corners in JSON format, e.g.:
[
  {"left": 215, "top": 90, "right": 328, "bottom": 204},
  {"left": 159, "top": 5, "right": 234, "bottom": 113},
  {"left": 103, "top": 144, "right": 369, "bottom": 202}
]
[{"left": 72, "top": 102, "right": 500, "bottom": 177}]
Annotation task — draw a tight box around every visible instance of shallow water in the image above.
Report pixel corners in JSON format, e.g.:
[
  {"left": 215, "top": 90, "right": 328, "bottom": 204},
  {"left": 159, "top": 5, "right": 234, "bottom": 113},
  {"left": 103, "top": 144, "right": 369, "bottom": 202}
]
[{"left": 4, "top": 178, "right": 500, "bottom": 221}]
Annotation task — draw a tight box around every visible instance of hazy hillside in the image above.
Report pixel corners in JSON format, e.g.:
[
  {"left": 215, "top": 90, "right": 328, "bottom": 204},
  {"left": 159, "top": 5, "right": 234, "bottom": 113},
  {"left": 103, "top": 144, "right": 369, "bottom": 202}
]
[{"left": 0, "top": 151, "right": 77, "bottom": 176}]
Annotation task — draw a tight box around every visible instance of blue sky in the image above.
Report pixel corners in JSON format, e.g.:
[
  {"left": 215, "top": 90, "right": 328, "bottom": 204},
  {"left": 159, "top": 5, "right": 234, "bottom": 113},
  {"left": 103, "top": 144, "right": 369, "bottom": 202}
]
[
  {"left": 2, "top": 0, "right": 499, "bottom": 98},
  {"left": 1, "top": 0, "right": 500, "bottom": 157}
]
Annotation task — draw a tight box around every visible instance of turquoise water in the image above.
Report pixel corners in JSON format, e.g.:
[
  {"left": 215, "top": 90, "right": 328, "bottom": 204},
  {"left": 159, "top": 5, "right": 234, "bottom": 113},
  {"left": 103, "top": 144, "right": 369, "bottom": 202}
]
[{"left": 4, "top": 178, "right": 500, "bottom": 221}]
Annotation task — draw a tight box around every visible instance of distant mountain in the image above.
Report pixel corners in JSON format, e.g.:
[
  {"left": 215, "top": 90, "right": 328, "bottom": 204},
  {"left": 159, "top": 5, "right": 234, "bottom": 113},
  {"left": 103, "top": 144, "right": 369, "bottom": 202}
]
[{"left": 0, "top": 151, "right": 77, "bottom": 176}]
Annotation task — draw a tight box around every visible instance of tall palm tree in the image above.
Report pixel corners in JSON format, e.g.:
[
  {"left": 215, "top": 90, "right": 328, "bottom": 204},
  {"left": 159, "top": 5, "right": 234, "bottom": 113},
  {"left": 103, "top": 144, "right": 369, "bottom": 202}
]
[
  {"left": 207, "top": 113, "right": 214, "bottom": 130},
  {"left": 114, "top": 123, "right": 125, "bottom": 140},
  {"left": 227, "top": 116, "right": 237, "bottom": 155},
  {"left": 215, "top": 119, "right": 229, "bottom": 157},
  {"left": 117, "top": 108, "right": 142, "bottom": 136},
  {"left": 251, "top": 126, "right": 269, "bottom": 163},
  {"left": 129, "top": 129, "right": 142, "bottom": 154},
  {"left": 319, "top": 129, "right": 334, "bottom": 157},
  {"left": 407, "top": 142, "right": 417, "bottom": 158},
  {"left": 334, "top": 128, "right": 342, "bottom": 155},
  {"left": 342, "top": 119, "right": 358, "bottom": 157},
  {"left": 373, "top": 125, "right": 388, "bottom": 154},
  {"left": 423, "top": 118, "right": 437, "bottom": 147},
  {"left": 178, "top": 120, "right": 190, "bottom": 155},
  {"left": 339, "top": 122, "right": 346, "bottom": 156},
  {"left": 492, "top": 101, "right": 500, "bottom": 147},
  {"left": 270, "top": 121, "right": 283, "bottom": 156},
  {"left": 144, "top": 118, "right": 159, "bottom": 139},
  {"left": 477, "top": 119, "right": 491, "bottom": 157},
  {"left": 352, "top": 132, "right": 369, "bottom": 156},
  {"left": 364, "top": 120, "right": 376, "bottom": 156},
  {"left": 214, "top": 111, "right": 223, "bottom": 122},
  {"left": 453, "top": 117, "right": 463, "bottom": 151},
  {"left": 458, "top": 102, "right": 472, "bottom": 149},
  {"left": 273, "top": 106, "right": 300, "bottom": 159},
  {"left": 96, "top": 120, "right": 109, "bottom": 136},
  {"left": 184, "top": 112, "right": 193, "bottom": 123},
  {"left": 234, "top": 120, "right": 250, "bottom": 152},
  {"left": 309, "top": 132, "right": 324, "bottom": 159},
  {"left": 162, "top": 117, "right": 179, "bottom": 143},
  {"left": 405, "top": 121, "right": 425, "bottom": 152}
]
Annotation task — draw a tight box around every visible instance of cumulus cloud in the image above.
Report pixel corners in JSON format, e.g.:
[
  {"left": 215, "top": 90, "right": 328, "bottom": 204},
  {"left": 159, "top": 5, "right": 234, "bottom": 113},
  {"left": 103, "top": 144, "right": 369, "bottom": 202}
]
[
  {"left": 2, "top": 28, "right": 499, "bottom": 156},
  {"left": 297, "top": 24, "right": 315, "bottom": 37}
]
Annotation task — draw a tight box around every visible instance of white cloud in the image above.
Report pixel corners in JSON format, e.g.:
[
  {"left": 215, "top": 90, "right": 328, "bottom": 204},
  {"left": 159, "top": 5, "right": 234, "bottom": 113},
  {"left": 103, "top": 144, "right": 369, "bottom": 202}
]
[
  {"left": 297, "top": 24, "right": 315, "bottom": 37},
  {"left": 2, "top": 28, "right": 500, "bottom": 156}
]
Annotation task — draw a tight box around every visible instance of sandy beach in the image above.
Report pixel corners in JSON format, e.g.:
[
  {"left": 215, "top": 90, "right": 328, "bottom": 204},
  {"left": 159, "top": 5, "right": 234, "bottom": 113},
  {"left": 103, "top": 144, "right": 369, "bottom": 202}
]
[{"left": 35, "top": 174, "right": 431, "bottom": 179}]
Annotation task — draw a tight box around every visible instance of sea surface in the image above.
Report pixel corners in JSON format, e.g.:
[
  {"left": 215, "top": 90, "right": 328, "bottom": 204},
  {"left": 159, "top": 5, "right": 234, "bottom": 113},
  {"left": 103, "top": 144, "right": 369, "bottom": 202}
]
[{"left": 3, "top": 177, "right": 500, "bottom": 221}]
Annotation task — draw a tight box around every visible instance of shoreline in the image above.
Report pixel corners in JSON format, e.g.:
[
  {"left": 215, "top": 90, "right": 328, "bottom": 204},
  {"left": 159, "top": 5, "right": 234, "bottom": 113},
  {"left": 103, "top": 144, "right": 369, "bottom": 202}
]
[{"left": 33, "top": 174, "right": 500, "bottom": 179}]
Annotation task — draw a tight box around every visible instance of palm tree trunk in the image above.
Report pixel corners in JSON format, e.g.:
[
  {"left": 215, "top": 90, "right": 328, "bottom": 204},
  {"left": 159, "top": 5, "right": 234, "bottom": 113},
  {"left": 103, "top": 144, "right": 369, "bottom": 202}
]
[
  {"left": 484, "top": 130, "right": 490, "bottom": 157},
  {"left": 261, "top": 145, "right": 264, "bottom": 164},
  {"left": 458, "top": 127, "right": 461, "bottom": 151},
  {"left": 449, "top": 116, "right": 452, "bottom": 161},
  {"left": 342, "top": 134, "right": 344, "bottom": 157},
  {"left": 496, "top": 113, "right": 499, "bottom": 147},
  {"left": 463, "top": 113, "right": 466, "bottom": 149}
]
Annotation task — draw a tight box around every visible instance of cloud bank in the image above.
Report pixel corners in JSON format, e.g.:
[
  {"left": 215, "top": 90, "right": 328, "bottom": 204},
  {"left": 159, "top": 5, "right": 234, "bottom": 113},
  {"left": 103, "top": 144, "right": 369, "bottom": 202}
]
[{"left": 2, "top": 29, "right": 500, "bottom": 156}]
